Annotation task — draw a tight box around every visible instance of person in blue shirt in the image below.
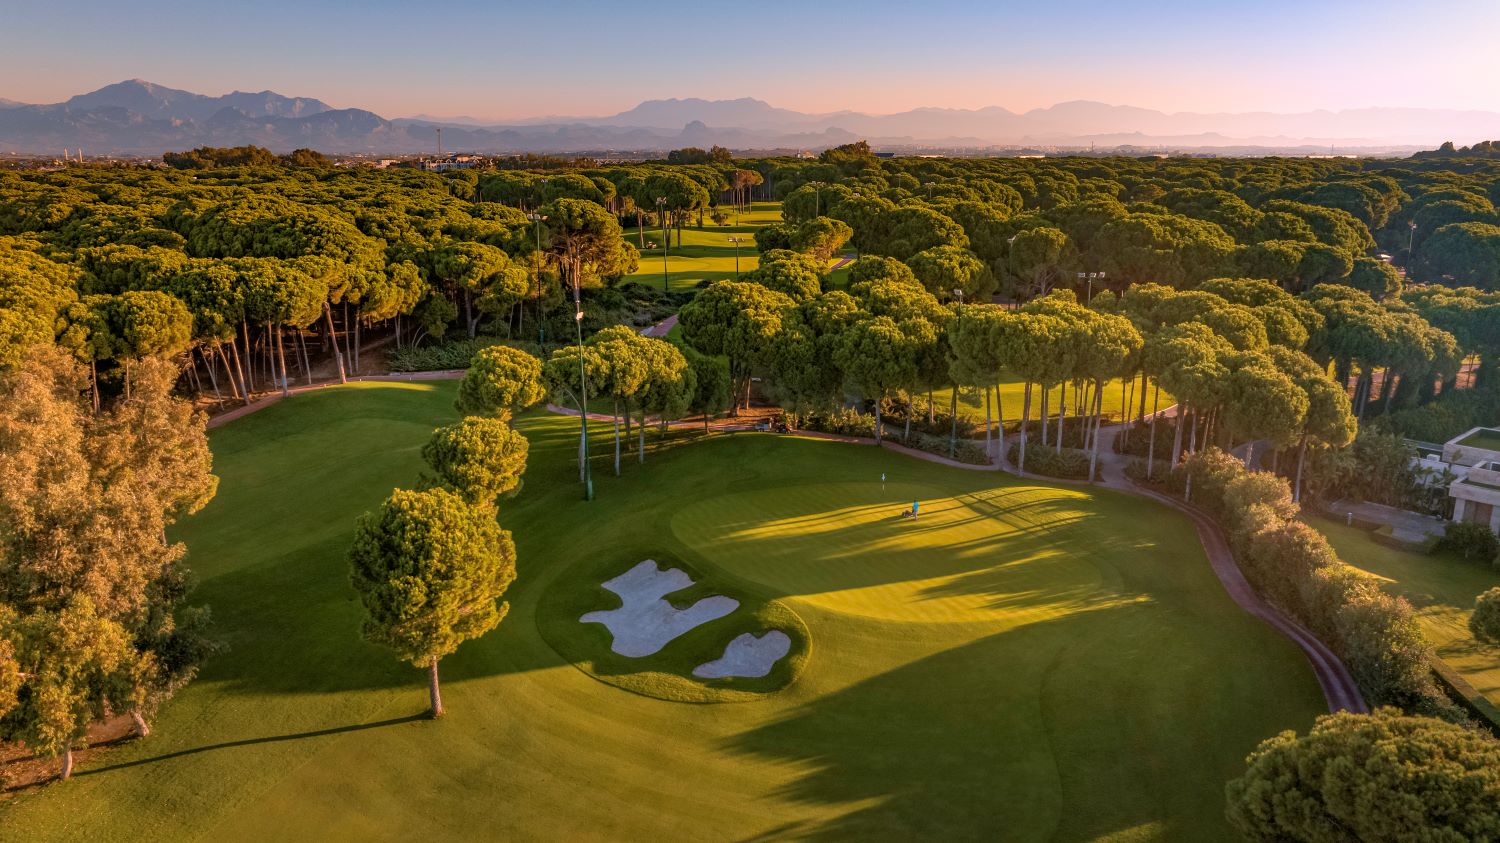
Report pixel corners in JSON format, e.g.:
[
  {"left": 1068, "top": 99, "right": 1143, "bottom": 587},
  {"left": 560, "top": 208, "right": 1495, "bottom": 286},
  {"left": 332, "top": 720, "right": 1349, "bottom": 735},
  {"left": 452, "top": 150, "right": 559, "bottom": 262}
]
[{"left": 911, "top": 500, "right": 919, "bottom": 518}]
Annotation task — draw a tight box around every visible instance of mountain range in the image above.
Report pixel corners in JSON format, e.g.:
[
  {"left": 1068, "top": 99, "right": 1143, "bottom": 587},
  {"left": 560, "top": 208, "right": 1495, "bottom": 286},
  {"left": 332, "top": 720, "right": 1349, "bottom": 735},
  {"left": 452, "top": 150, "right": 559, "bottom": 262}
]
[{"left": 3, "top": 80, "right": 1499, "bottom": 157}]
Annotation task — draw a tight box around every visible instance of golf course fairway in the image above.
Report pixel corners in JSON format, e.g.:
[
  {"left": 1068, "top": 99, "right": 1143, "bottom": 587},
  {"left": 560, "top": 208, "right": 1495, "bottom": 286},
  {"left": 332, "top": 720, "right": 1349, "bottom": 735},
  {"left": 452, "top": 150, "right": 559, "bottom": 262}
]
[{"left": 0, "top": 382, "right": 1326, "bottom": 841}]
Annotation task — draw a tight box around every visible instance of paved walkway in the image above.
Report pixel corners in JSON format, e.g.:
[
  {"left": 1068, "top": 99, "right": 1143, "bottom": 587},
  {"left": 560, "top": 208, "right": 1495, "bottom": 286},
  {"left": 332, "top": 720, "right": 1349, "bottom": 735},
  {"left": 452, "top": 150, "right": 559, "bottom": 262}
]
[
  {"left": 640, "top": 314, "right": 678, "bottom": 338},
  {"left": 1327, "top": 499, "right": 1446, "bottom": 543}
]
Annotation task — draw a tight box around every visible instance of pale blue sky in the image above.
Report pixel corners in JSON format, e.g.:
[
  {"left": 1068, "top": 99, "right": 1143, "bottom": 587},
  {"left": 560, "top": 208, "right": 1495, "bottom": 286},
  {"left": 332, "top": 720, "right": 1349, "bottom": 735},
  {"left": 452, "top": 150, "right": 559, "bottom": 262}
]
[{"left": 3, "top": 0, "right": 1497, "bottom": 119}]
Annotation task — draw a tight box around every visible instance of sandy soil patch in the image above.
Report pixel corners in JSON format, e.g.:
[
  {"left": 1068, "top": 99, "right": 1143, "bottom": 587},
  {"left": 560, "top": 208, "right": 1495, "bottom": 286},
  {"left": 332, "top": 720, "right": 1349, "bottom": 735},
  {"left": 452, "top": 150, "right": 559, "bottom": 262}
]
[
  {"left": 581, "top": 560, "right": 738, "bottom": 657},
  {"left": 693, "top": 631, "right": 792, "bottom": 679}
]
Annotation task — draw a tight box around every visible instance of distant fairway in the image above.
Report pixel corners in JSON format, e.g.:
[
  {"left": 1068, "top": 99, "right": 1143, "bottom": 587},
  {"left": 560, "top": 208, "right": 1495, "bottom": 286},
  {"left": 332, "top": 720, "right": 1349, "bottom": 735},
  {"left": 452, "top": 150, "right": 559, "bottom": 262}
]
[
  {"left": 0, "top": 383, "right": 1324, "bottom": 841},
  {"left": 621, "top": 202, "right": 784, "bottom": 291}
]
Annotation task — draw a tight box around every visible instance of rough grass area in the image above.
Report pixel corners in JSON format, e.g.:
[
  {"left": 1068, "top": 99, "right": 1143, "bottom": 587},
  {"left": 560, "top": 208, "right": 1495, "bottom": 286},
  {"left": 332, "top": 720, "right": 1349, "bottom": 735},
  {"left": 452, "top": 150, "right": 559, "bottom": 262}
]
[
  {"left": 0, "top": 382, "right": 1325, "bottom": 841},
  {"left": 1310, "top": 514, "right": 1500, "bottom": 709},
  {"left": 537, "top": 549, "right": 810, "bottom": 702}
]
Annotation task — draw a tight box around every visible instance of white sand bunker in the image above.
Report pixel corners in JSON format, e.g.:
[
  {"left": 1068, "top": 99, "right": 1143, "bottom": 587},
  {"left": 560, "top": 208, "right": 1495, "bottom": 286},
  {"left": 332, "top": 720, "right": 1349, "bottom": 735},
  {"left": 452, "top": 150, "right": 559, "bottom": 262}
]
[
  {"left": 581, "top": 560, "right": 739, "bottom": 657},
  {"left": 693, "top": 631, "right": 792, "bottom": 679}
]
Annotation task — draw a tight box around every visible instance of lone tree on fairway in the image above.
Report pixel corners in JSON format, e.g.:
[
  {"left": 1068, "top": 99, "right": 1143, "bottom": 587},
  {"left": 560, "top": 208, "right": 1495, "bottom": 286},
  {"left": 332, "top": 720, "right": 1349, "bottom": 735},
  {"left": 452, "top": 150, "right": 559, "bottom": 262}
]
[
  {"left": 455, "top": 345, "right": 545, "bottom": 417},
  {"left": 1225, "top": 708, "right": 1500, "bottom": 840},
  {"left": 422, "top": 417, "right": 529, "bottom": 505},
  {"left": 348, "top": 488, "right": 516, "bottom": 717}
]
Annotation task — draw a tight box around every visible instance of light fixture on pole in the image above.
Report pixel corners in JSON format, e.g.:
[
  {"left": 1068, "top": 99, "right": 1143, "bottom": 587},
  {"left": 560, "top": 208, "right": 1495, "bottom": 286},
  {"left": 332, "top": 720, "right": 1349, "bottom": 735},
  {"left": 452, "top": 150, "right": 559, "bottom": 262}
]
[{"left": 727, "top": 236, "right": 744, "bottom": 279}]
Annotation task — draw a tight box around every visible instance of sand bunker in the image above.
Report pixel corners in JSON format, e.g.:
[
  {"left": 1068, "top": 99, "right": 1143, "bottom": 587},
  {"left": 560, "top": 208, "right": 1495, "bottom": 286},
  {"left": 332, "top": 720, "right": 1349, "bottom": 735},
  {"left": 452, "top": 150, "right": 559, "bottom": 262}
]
[
  {"left": 581, "top": 560, "right": 739, "bottom": 657},
  {"left": 693, "top": 631, "right": 792, "bottom": 679}
]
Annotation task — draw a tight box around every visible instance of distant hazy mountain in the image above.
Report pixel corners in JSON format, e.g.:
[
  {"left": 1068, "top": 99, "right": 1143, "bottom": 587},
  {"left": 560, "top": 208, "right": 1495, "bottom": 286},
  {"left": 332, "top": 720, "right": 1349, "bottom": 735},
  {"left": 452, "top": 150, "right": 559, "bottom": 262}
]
[
  {"left": 3, "top": 80, "right": 1498, "bottom": 156},
  {"left": 61, "top": 79, "right": 331, "bottom": 121}
]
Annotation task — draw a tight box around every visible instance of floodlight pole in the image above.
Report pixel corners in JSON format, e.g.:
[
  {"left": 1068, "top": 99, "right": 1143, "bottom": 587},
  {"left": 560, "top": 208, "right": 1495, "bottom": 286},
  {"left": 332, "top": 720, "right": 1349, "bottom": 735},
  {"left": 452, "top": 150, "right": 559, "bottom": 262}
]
[
  {"left": 1407, "top": 221, "right": 1418, "bottom": 278},
  {"left": 728, "top": 236, "right": 743, "bottom": 279}
]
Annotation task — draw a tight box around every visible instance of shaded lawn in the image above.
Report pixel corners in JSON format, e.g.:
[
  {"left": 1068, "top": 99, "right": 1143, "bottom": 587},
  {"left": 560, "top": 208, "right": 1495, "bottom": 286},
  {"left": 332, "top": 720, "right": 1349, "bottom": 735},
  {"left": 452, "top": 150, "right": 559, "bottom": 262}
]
[{"left": 2, "top": 382, "right": 1323, "bottom": 841}]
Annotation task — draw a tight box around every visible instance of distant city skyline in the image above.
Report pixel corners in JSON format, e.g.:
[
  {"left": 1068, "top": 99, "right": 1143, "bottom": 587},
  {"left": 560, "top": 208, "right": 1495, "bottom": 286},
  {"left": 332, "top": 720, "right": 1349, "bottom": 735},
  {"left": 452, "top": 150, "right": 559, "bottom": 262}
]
[{"left": 3, "top": 0, "right": 1498, "bottom": 121}]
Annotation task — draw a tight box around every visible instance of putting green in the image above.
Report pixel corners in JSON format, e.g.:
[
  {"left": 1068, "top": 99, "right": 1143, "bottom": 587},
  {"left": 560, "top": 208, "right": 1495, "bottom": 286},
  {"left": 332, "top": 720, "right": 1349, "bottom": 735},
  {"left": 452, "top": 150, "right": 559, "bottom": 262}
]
[
  {"left": 0, "top": 383, "right": 1326, "bottom": 841},
  {"left": 673, "top": 481, "right": 1129, "bottom": 624}
]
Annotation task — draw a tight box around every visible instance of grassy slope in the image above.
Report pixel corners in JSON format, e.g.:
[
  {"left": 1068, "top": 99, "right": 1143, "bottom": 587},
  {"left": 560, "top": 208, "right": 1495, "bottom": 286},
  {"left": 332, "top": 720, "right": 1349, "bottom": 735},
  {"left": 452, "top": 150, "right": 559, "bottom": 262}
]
[
  {"left": 2, "top": 383, "right": 1323, "bottom": 841},
  {"left": 620, "top": 202, "right": 784, "bottom": 292},
  {"left": 1310, "top": 515, "right": 1500, "bottom": 706}
]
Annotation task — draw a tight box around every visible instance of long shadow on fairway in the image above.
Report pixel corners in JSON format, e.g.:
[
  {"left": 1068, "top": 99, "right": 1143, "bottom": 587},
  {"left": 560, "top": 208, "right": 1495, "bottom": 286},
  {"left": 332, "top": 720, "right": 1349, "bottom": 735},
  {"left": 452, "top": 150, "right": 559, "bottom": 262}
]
[
  {"left": 76, "top": 714, "right": 428, "bottom": 778},
  {"left": 722, "top": 603, "right": 1319, "bottom": 842}
]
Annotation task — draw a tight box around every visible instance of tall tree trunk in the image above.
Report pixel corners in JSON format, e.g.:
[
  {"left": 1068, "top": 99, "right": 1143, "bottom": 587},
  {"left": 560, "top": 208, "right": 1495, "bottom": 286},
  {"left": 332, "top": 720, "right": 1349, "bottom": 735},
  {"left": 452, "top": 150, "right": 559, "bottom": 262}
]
[
  {"left": 296, "top": 328, "right": 313, "bottom": 386},
  {"left": 200, "top": 346, "right": 222, "bottom": 401},
  {"left": 948, "top": 385, "right": 959, "bottom": 457},
  {"left": 903, "top": 401, "right": 911, "bottom": 443},
  {"left": 613, "top": 399, "right": 622, "bottom": 476},
  {"left": 1138, "top": 369, "right": 1149, "bottom": 421},
  {"left": 228, "top": 342, "right": 251, "bottom": 405},
  {"left": 428, "top": 657, "right": 444, "bottom": 718},
  {"left": 1171, "top": 403, "right": 1187, "bottom": 466},
  {"left": 1088, "top": 380, "right": 1105, "bottom": 482},
  {"left": 89, "top": 358, "right": 100, "bottom": 413},
  {"left": 59, "top": 746, "right": 74, "bottom": 781},
  {"left": 354, "top": 313, "right": 362, "bottom": 374},
  {"left": 1040, "top": 386, "right": 1050, "bottom": 450},
  {"left": 994, "top": 384, "right": 1006, "bottom": 462},
  {"left": 984, "top": 386, "right": 992, "bottom": 460},
  {"left": 1294, "top": 435, "right": 1309, "bottom": 503},
  {"left": 1056, "top": 382, "right": 1067, "bottom": 453},
  {"left": 323, "top": 303, "right": 348, "bottom": 384},
  {"left": 638, "top": 408, "right": 646, "bottom": 463},
  {"left": 275, "top": 325, "right": 290, "bottom": 397},
  {"left": 242, "top": 320, "right": 254, "bottom": 392},
  {"left": 1146, "top": 384, "right": 1158, "bottom": 477},
  {"left": 464, "top": 290, "right": 475, "bottom": 338},
  {"left": 1019, "top": 383, "right": 1032, "bottom": 474}
]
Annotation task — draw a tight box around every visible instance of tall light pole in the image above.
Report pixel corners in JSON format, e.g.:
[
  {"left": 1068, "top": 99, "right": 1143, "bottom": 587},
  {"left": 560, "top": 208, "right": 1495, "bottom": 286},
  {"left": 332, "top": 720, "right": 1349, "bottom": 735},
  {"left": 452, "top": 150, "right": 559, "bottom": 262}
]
[
  {"left": 1076, "top": 271, "right": 1105, "bottom": 304},
  {"left": 527, "top": 212, "right": 547, "bottom": 346},
  {"left": 808, "top": 181, "right": 825, "bottom": 217},
  {"left": 1407, "top": 220, "right": 1418, "bottom": 279},
  {"left": 573, "top": 275, "right": 594, "bottom": 502},
  {"left": 727, "top": 236, "right": 744, "bottom": 279},
  {"left": 950, "top": 289, "right": 964, "bottom": 459},
  {"left": 656, "top": 196, "right": 670, "bottom": 292}
]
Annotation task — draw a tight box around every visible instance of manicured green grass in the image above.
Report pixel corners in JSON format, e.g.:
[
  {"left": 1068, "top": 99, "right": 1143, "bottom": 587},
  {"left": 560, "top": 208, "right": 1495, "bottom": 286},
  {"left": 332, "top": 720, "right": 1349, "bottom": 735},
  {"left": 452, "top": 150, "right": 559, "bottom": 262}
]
[
  {"left": 1, "top": 382, "right": 1324, "bottom": 840},
  {"left": 931, "top": 375, "right": 1175, "bottom": 427},
  {"left": 622, "top": 202, "right": 790, "bottom": 292},
  {"left": 1310, "top": 515, "right": 1500, "bottom": 707},
  {"left": 1457, "top": 429, "right": 1500, "bottom": 452}
]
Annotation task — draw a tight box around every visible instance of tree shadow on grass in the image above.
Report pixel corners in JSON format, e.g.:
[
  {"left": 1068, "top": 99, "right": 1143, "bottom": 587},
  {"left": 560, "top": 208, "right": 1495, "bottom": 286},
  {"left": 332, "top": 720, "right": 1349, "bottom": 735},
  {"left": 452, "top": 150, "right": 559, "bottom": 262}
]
[
  {"left": 721, "top": 605, "right": 1292, "bottom": 842},
  {"left": 75, "top": 714, "right": 428, "bottom": 778}
]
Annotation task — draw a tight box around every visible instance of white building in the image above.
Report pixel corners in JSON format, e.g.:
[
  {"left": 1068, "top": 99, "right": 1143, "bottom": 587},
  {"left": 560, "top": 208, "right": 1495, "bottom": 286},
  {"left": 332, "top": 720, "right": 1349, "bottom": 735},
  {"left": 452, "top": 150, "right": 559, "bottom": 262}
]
[{"left": 1443, "top": 427, "right": 1500, "bottom": 532}]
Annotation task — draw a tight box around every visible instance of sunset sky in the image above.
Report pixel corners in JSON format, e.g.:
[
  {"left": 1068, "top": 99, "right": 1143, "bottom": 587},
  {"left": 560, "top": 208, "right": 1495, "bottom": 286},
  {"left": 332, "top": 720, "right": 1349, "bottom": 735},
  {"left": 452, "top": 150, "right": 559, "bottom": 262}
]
[{"left": 4, "top": 0, "right": 1498, "bottom": 120}]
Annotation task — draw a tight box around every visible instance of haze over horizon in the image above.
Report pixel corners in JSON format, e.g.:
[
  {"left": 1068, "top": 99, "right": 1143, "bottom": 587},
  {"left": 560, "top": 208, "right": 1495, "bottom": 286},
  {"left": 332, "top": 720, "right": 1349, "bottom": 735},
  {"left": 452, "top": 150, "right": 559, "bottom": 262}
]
[{"left": 3, "top": 0, "right": 1498, "bottom": 122}]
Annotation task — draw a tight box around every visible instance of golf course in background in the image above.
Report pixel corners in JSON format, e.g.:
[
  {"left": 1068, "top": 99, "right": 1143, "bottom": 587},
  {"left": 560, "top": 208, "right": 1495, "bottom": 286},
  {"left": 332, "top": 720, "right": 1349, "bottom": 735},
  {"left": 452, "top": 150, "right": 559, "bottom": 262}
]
[
  {"left": 0, "top": 382, "right": 1327, "bottom": 841},
  {"left": 621, "top": 202, "right": 786, "bottom": 292}
]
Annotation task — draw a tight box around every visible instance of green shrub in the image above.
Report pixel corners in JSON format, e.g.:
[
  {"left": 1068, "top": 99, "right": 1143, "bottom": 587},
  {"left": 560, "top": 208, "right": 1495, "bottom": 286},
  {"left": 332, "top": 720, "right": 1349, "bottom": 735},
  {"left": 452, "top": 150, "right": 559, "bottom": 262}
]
[
  {"left": 389, "top": 336, "right": 543, "bottom": 372},
  {"left": 1471, "top": 588, "right": 1500, "bottom": 644},
  {"left": 790, "top": 407, "right": 877, "bottom": 438},
  {"left": 1008, "top": 443, "right": 1091, "bottom": 478},
  {"left": 1435, "top": 521, "right": 1500, "bottom": 564}
]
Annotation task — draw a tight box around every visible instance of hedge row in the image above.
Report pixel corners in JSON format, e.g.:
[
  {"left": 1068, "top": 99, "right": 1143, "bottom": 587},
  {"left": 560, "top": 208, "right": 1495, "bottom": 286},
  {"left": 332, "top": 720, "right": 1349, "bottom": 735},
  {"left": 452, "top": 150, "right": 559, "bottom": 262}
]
[
  {"left": 1173, "top": 448, "right": 1461, "bottom": 721},
  {"left": 1007, "top": 442, "right": 1092, "bottom": 479}
]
